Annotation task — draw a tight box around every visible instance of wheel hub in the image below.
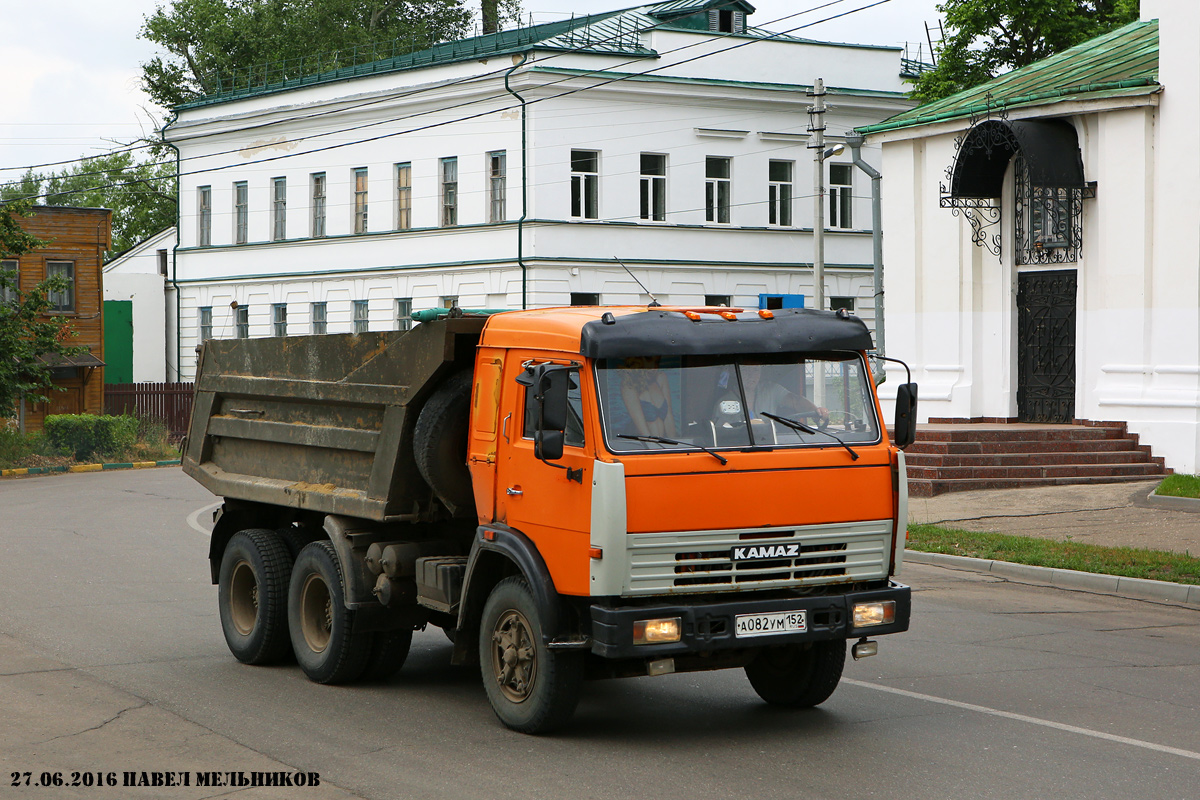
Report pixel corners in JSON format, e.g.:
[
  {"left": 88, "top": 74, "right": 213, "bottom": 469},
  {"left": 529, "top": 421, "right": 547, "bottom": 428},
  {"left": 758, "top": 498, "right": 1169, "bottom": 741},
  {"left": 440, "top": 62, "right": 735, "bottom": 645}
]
[
  {"left": 299, "top": 573, "right": 333, "bottom": 653},
  {"left": 228, "top": 560, "right": 258, "bottom": 636},
  {"left": 491, "top": 609, "right": 536, "bottom": 703}
]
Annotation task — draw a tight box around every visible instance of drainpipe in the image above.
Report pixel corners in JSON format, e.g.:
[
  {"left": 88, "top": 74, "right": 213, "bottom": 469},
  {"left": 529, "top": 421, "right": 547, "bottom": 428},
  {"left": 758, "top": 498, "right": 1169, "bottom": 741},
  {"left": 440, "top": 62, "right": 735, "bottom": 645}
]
[
  {"left": 160, "top": 114, "right": 183, "bottom": 381},
  {"left": 504, "top": 53, "right": 529, "bottom": 309},
  {"left": 845, "top": 132, "right": 885, "bottom": 377}
]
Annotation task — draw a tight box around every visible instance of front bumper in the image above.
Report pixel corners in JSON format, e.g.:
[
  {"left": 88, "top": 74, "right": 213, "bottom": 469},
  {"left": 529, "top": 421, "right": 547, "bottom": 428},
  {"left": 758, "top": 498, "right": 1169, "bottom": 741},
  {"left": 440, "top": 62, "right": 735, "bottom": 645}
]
[{"left": 589, "top": 582, "right": 910, "bottom": 659}]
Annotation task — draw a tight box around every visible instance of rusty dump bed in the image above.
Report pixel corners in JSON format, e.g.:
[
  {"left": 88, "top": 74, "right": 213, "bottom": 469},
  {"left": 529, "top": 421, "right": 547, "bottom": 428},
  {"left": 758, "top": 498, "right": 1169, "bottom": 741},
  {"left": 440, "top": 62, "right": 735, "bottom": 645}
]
[{"left": 182, "top": 317, "right": 485, "bottom": 521}]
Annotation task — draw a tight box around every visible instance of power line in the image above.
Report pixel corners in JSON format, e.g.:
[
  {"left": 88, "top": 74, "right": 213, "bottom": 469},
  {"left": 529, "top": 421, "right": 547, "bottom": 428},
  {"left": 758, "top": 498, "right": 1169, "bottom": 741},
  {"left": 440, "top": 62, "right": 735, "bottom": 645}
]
[{"left": 8, "top": 0, "right": 893, "bottom": 203}]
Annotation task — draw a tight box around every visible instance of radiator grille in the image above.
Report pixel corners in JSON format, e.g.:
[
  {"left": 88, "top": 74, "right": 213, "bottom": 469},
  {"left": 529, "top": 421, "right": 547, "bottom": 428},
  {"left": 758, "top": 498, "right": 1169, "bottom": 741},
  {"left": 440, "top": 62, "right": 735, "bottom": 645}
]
[{"left": 624, "top": 520, "right": 892, "bottom": 596}]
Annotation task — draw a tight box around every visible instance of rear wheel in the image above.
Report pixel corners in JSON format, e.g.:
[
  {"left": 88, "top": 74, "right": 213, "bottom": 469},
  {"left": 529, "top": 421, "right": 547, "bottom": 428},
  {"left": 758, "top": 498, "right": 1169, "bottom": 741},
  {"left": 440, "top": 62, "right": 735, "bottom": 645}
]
[
  {"left": 218, "top": 529, "right": 293, "bottom": 665},
  {"left": 288, "top": 541, "right": 371, "bottom": 684},
  {"left": 479, "top": 577, "right": 583, "bottom": 734},
  {"left": 744, "top": 640, "right": 846, "bottom": 708}
]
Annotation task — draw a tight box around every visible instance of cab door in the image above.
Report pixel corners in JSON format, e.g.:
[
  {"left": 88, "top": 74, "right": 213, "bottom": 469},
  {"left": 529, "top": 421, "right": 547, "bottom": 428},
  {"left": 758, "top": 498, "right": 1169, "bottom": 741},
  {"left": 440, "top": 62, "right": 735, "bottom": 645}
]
[{"left": 493, "top": 354, "right": 593, "bottom": 596}]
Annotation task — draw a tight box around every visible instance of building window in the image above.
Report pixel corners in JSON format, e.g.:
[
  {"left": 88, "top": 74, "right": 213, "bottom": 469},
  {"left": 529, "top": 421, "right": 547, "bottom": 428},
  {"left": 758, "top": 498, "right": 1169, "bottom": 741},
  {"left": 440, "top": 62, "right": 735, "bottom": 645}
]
[
  {"left": 353, "top": 299, "right": 369, "bottom": 333},
  {"left": 197, "top": 186, "right": 212, "bottom": 246},
  {"left": 46, "top": 260, "right": 75, "bottom": 312},
  {"left": 1, "top": 258, "right": 19, "bottom": 304},
  {"left": 235, "top": 305, "right": 249, "bottom": 339},
  {"left": 353, "top": 168, "right": 369, "bottom": 234},
  {"left": 705, "top": 157, "right": 731, "bottom": 224},
  {"left": 1015, "top": 155, "right": 1080, "bottom": 265},
  {"left": 709, "top": 8, "right": 744, "bottom": 33},
  {"left": 768, "top": 160, "right": 793, "bottom": 226},
  {"left": 639, "top": 153, "right": 667, "bottom": 222},
  {"left": 233, "top": 181, "right": 249, "bottom": 244},
  {"left": 396, "top": 163, "right": 412, "bottom": 230},
  {"left": 157, "top": 249, "right": 168, "bottom": 277},
  {"left": 198, "top": 306, "right": 213, "bottom": 342},
  {"left": 829, "top": 163, "right": 853, "bottom": 229},
  {"left": 488, "top": 151, "right": 506, "bottom": 222},
  {"left": 442, "top": 295, "right": 458, "bottom": 310},
  {"left": 272, "top": 303, "right": 287, "bottom": 336},
  {"left": 311, "top": 301, "right": 327, "bottom": 335},
  {"left": 441, "top": 157, "right": 458, "bottom": 227},
  {"left": 271, "top": 177, "right": 286, "bottom": 241},
  {"left": 571, "top": 150, "right": 599, "bottom": 219},
  {"left": 830, "top": 297, "right": 855, "bottom": 313},
  {"left": 705, "top": 294, "right": 731, "bottom": 307},
  {"left": 396, "top": 297, "right": 413, "bottom": 331},
  {"left": 570, "top": 292, "right": 600, "bottom": 306},
  {"left": 311, "top": 173, "right": 326, "bottom": 238}
]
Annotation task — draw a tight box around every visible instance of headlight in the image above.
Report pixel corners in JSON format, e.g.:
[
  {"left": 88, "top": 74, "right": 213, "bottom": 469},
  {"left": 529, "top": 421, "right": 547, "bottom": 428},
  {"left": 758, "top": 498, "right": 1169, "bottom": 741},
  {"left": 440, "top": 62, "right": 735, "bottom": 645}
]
[
  {"left": 852, "top": 601, "right": 896, "bottom": 628},
  {"left": 633, "top": 617, "right": 682, "bottom": 644}
]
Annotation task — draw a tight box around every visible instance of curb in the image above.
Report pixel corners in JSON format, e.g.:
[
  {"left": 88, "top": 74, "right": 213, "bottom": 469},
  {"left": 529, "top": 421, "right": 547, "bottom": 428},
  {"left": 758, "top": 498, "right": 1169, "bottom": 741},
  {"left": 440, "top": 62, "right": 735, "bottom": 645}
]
[
  {"left": 0, "top": 459, "right": 181, "bottom": 479},
  {"left": 1144, "top": 489, "right": 1200, "bottom": 513},
  {"left": 904, "top": 550, "right": 1200, "bottom": 606}
]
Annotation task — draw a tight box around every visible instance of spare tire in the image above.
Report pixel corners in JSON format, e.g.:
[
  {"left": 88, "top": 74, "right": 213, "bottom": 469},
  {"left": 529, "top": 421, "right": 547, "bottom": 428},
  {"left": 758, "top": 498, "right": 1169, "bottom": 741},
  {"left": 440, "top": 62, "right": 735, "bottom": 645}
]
[{"left": 414, "top": 369, "right": 476, "bottom": 515}]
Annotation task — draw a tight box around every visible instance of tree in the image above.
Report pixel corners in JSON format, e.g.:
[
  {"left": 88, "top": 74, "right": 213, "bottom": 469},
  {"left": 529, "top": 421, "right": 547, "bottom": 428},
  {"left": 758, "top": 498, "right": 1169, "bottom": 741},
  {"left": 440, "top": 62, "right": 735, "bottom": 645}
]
[
  {"left": 139, "top": 0, "right": 480, "bottom": 108},
  {"left": 0, "top": 151, "right": 176, "bottom": 260},
  {"left": 911, "top": 0, "right": 1140, "bottom": 104},
  {"left": 0, "top": 200, "right": 87, "bottom": 421}
]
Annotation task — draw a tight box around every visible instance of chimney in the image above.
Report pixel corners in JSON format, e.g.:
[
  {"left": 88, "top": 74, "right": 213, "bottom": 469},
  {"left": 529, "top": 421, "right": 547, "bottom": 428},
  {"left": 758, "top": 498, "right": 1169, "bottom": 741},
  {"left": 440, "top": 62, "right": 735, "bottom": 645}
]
[{"left": 482, "top": 0, "right": 499, "bottom": 34}]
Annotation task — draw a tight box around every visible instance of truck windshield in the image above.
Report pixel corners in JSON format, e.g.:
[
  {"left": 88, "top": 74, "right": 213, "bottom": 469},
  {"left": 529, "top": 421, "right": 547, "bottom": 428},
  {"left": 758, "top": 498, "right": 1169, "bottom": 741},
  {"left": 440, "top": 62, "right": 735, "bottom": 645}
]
[{"left": 595, "top": 353, "right": 881, "bottom": 454}]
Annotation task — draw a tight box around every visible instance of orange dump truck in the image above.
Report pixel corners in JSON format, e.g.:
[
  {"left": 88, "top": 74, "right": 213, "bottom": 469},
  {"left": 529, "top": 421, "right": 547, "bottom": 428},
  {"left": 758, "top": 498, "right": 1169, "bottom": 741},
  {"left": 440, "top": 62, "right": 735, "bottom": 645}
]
[{"left": 184, "top": 305, "right": 918, "bottom": 733}]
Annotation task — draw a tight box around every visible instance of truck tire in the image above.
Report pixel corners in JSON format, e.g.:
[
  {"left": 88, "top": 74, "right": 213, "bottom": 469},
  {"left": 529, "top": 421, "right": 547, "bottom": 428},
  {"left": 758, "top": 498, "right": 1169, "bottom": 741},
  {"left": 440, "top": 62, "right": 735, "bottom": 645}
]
[
  {"left": 413, "top": 370, "right": 475, "bottom": 513},
  {"left": 218, "top": 529, "right": 294, "bottom": 665},
  {"left": 288, "top": 541, "right": 371, "bottom": 684},
  {"left": 479, "top": 577, "right": 583, "bottom": 734},
  {"left": 744, "top": 640, "right": 846, "bottom": 708},
  {"left": 361, "top": 628, "right": 414, "bottom": 681}
]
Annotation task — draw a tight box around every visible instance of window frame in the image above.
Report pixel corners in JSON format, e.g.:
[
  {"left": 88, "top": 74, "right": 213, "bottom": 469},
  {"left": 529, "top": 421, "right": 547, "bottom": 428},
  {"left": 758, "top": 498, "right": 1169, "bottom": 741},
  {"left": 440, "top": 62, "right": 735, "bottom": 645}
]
[
  {"left": 233, "top": 181, "right": 249, "bottom": 244},
  {"left": 1, "top": 258, "right": 19, "bottom": 304},
  {"left": 639, "top": 153, "right": 667, "bottom": 222},
  {"left": 235, "top": 305, "right": 249, "bottom": 339},
  {"left": 198, "top": 306, "right": 213, "bottom": 342},
  {"left": 353, "top": 167, "right": 369, "bottom": 234},
  {"left": 441, "top": 157, "right": 458, "bottom": 227},
  {"left": 768, "top": 160, "right": 794, "bottom": 227},
  {"left": 488, "top": 151, "right": 506, "bottom": 223},
  {"left": 311, "top": 172, "right": 327, "bottom": 238},
  {"left": 197, "top": 186, "right": 212, "bottom": 246},
  {"left": 46, "top": 260, "right": 75, "bottom": 313},
  {"left": 271, "top": 177, "right": 287, "bottom": 241},
  {"left": 705, "top": 156, "right": 732, "bottom": 224},
  {"left": 396, "top": 297, "right": 413, "bottom": 331},
  {"left": 353, "top": 299, "right": 369, "bottom": 333},
  {"left": 311, "top": 301, "right": 327, "bottom": 335},
  {"left": 570, "top": 150, "right": 599, "bottom": 220},
  {"left": 395, "top": 162, "right": 412, "bottom": 230},
  {"left": 272, "top": 302, "right": 288, "bottom": 337},
  {"left": 828, "top": 163, "right": 853, "bottom": 229}
]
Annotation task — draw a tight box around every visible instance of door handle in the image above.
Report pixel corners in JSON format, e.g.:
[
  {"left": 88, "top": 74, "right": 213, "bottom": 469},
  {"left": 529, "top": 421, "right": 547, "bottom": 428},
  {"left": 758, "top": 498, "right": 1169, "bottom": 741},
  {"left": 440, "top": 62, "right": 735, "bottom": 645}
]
[{"left": 506, "top": 487, "right": 523, "bottom": 496}]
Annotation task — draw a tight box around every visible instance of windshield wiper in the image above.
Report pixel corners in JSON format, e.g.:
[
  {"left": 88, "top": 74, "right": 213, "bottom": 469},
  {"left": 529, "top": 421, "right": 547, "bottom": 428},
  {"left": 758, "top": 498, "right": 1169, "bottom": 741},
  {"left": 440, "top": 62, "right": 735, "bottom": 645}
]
[
  {"left": 616, "top": 434, "right": 728, "bottom": 465},
  {"left": 759, "top": 412, "right": 859, "bottom": 461}
]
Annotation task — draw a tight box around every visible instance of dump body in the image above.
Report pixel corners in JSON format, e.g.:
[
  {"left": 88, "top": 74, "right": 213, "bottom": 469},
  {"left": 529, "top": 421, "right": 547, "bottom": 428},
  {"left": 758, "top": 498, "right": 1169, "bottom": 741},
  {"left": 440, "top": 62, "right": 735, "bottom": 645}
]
[{"left": 183, "top": 317, "right": 485, "bottom": 521}]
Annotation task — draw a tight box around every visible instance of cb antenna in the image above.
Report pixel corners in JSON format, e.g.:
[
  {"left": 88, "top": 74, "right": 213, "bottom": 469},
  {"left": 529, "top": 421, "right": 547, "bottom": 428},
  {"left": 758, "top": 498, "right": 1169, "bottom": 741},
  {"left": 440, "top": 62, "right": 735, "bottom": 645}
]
[{"left": 614, "top": 257, "right": 661, "bottom": 307}]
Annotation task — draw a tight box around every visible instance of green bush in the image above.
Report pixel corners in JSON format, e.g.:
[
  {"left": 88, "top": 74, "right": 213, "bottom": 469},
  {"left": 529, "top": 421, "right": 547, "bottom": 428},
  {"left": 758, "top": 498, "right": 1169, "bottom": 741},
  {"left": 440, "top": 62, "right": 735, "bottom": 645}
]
[
  {"left": 43, "top": 414, "right": 139, "bottom": 460},
  {"left": 0, "top": 427, "right": 56, "bottom": 466}
]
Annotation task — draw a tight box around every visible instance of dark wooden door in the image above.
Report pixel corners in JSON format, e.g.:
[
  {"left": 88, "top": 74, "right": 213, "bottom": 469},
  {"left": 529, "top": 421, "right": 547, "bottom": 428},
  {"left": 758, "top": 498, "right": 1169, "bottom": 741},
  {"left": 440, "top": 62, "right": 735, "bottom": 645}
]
[{"left": 1017, "top": 269, "right": 1077, "bottom": 423}]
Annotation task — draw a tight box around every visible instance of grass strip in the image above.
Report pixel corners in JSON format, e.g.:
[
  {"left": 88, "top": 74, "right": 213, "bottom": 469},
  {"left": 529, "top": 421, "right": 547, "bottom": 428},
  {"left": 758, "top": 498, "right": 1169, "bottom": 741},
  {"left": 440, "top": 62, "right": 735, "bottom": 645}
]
[
  {"left": 908, "top": 523, "right": 1200, "bottom": 586},
  {"left": 1155, "top": 474, "right": 1200, "bottom": 498}
]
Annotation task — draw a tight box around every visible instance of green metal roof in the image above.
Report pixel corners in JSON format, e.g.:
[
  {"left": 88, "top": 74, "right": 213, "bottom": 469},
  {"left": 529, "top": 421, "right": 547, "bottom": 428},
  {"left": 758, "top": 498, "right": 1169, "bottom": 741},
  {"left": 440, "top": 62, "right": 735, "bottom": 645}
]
[
  {"left": 860, "top": 19, "right": 1159, "bottom": 135},
  {"left": 175, "top": 0, "right": 816, "bottom": 110}
]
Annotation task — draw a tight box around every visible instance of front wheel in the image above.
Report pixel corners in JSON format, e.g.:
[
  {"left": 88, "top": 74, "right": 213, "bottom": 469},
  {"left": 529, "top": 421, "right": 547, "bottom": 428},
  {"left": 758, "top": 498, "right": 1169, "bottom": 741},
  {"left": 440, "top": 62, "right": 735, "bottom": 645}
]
[
  {"left": 744, "top": 640, "right": 846, "bottom": 708},
  {"left": 288, "top": 541, "right": 371, "bottom": 684},
  {"left": 218, "top": 529, "right": 293, "bottom": 665},
  {"left": 479, "top": 577, "right": 583, "bottom": 734}
]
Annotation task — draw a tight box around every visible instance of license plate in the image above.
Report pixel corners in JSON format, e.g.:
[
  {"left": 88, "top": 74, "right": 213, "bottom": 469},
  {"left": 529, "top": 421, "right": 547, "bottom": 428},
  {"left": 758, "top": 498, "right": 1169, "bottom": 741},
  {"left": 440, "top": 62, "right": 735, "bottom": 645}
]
[{"left": 734, "top": 610, "right": 807, "bottom": 638}]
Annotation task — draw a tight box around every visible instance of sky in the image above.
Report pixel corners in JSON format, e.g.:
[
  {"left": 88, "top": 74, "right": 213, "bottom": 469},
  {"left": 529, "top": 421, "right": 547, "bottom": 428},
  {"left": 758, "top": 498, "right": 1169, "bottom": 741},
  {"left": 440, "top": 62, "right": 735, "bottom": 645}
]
[{"left": 0, "top": 0, "right": 943, "bottom": 185}]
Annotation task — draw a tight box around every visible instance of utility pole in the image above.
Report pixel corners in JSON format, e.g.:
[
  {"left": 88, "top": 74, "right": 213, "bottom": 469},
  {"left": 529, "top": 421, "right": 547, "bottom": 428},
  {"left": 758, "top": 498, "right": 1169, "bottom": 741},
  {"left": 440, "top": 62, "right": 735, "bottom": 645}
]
[{"left": 809, "top": 78, "right": 827, "bottom": 315}]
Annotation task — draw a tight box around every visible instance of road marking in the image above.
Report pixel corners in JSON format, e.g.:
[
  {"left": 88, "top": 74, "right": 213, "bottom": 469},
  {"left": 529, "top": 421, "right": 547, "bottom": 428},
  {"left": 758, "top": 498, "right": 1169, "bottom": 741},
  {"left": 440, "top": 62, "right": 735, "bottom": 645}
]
[
  {"left": 845, "top": 678, "right": 1200, "bottom": 761},
  {"left": 186, "top": 502, "right": 221, "bottom": 537}
]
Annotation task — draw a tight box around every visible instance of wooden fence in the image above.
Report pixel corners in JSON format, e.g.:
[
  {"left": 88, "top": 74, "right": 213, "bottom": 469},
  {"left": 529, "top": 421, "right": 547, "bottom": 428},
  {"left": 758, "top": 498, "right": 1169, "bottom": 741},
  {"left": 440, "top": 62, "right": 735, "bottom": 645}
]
[{"left": 104, "top": 382, "right": 195, "bottom": 439}]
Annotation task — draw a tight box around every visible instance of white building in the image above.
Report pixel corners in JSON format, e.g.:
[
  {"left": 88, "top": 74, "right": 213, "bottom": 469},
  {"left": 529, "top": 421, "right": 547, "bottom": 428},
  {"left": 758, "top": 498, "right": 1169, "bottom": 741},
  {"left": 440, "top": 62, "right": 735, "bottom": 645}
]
[
  {"left": 102, "top": 226, "right": 176, "bottom": 383},
  {"left": 863, "top": 1, "right": 1200, "bottom": 472},
  {"left": 162, "top": 0, "right": 917, "bottom": 380}
]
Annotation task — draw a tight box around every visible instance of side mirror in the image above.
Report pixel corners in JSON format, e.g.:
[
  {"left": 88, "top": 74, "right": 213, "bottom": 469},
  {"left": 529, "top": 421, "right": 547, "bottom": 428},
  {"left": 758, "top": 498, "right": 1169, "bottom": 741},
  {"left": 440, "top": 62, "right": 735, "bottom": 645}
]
[
  {"left": 893, "top": 383, "right": 918, "bottom": 449},
  {"left": 517, "top": 364, "right": 571, "bottom": 461}
]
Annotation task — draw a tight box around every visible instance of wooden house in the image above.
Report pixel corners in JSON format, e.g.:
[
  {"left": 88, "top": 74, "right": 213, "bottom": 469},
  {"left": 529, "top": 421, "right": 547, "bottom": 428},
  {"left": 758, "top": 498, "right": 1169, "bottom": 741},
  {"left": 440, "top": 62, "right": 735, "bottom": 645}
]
[{"left": 1, "top": 206, "right": 112, "bottom": 430}]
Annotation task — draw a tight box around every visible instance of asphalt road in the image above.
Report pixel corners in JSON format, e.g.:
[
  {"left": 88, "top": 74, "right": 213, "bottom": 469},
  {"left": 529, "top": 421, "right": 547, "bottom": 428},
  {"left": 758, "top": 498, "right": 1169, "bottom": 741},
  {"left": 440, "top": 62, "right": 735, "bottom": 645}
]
[{"left": 1, "top": 468, "right": 1198, "bottom": 800}]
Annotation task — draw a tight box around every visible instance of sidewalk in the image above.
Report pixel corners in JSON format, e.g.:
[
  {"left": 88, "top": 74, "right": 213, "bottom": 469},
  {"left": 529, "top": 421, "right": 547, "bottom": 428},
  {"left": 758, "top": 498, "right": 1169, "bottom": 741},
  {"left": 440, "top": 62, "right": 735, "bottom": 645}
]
[{"left": 908, "top": 479, "right": 1200, "bottom": 555}]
